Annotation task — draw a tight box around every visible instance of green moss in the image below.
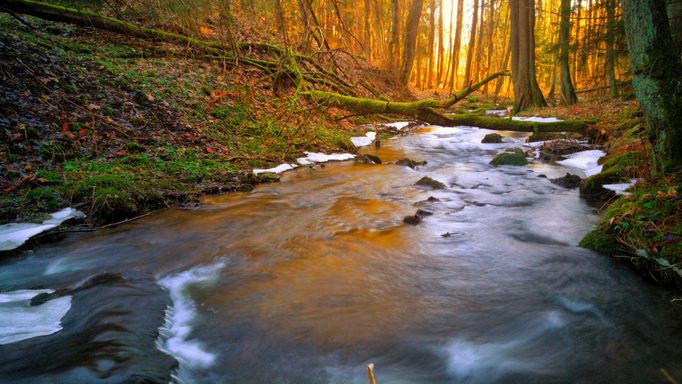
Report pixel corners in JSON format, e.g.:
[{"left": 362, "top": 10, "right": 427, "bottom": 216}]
[
  {"left": 579, "top": 230, "right": 622, "bottom": 255},
  {"left": 490, "top": 148, "right": 528, "bottom": 166}
]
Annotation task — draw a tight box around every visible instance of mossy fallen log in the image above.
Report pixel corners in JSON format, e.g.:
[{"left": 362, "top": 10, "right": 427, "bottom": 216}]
[{"left": 443, "top": 115, "right": 588, "bottom": 133}]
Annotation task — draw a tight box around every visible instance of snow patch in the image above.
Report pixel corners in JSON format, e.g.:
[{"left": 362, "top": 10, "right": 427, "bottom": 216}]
[
  {"left": 603, "top": 179, "right": 638, "bottom": 195},
  {"left": 253, "top": 163, "right": 297, "bottom": 175},
  {"left": 350, "top": 131, "right": 377, "bottom": 147},
  {"left": 157, "top": 262, "right": 225, "bottom": 371},
  {"left": 0, "top": 289, "right": 72, "bottom": 345},
  {"left": 512, "top": 116, "right": 563, "bottom": 123},
  {"left": 0, "top": 208, "right": 85, "bottom": 251},
  {"left": 486, "top": 109, "right": 508, "bottom": 117},
  {"left": 297, "top": 151, "right": 355, "bottom": 165},
  {"left": 383, "top": 121, "right": 411, "bottom": 130},
  {"left": 557, "top": 149, "right": 605, "bottom": 177}
]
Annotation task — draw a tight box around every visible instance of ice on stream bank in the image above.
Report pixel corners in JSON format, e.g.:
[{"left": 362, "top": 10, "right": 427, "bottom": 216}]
[
  {"left": 382, "top": 121, "right": 411, "bottom": 130},
  {"left": 157, "top": 261, "right": 225, "bottom": 374},
  {"left": 557, "top": 149, "right": 605, "bottom": 177},
  {"left": 0, "top": 289, "right": 72, "bottom": 345},
  {"left": 603, "top": 179, "right": 638, "bottom": 195},
  {"left": 512, "top": 116, "right": 564, "bottom": 123},
  {"left": 350, "top": 131, "right": 377, "bottom": 147},
  {"left": 486, "top": 109, "right": 508, "bottom": 117},
  {"left": 0, "top": 208, "right": 85, "bottom": 251},
  {"left": 297, "top": 151, "right": 355, "bottom": 165},
  {"left": 253, "top": 163, "right": 298, "bottom": 175}
]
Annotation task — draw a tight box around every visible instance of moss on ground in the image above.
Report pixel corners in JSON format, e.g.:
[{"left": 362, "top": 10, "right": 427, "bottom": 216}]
[
  {"left": 0, "top": 15, "right": 365, "bottom": 225},
  {"left": 581, "top": 178, "right": 682, "bottom": 285}
]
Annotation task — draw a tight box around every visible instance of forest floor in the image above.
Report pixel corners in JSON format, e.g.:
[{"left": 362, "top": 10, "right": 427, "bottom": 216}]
[
  {"left": 0, "top": 14, "right": 406, "bottom": 225},
  {"left": 1, "top": 14, "right": 679, "bottom": 284}
]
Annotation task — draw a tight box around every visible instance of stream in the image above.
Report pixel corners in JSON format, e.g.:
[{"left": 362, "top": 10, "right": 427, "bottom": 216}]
[{"left": 1, "top": 125, "right": 682, "bottom": 384}]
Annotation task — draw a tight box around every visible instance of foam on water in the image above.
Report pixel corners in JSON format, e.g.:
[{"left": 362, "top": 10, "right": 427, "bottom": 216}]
[
  {"left": 157, "top": 261, "right": 226, "bottom": 379},
  {"left": 350, "top": 131, "right": 377, "bottom": 147},
  {"left": 383, "top": 121, "right": 411, "bottom": 130},
  {"left": 253, "top": 163, "right": 297, "bottom": 175},
  {"left": 557, "top": 149, "right": 605, "bottom": 177},
  {"left": 297, "top": 151, "right": 355, "bottom": 165},
  {"left": 0, "top": 289, "right": 72, "bottom": 345},
  {"left": 0, "top": 208, "right": 85, "bottom": 251},
  {"left": 441, "top": 311, "right": 565, "bottom": 382}
]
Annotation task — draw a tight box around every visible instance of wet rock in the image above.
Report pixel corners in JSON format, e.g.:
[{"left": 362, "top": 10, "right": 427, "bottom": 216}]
[
  {"left": 416, "top": 209, "right": 433, "bottom": 217},
  {"left": 481, "top": 133, "right": 503, "bottom": 143},
  {"left": 403, "top": 215, "right": 421, "bottom": 225},
  {"left": 539, "top": 151, "right": 567, "bottom": 162},
  {"left": 413, "top": 196, "right": 440, "bottom": 206},
  {"left": 255, "top": 172, "right": 281, "bottom": 183},
  {"left": 30, "top": 289, "right": 68, "bottom": 306},
  {"left": 537, "top": 174, "right": 548, "bottom": 178},
  {"left": 396, "top": 158, "right": 428, "bottom": 169},
  {"left": 78, "top": 273, "right": 125, "bottom": 290},
  {"left": 355, "top": 154, "right": 382, "bottom": 164},
  {"left": 441, "top": 232, "right": 464, "bottom": 238},
  {"left": 414, "top": 176, "right": 446, "bottom": 189},
  {"left": 490, "top": 147, "right": 528, "bottom": 166},
  {"left": 551, "top": 173, "right": 582, "bottom": 188}
]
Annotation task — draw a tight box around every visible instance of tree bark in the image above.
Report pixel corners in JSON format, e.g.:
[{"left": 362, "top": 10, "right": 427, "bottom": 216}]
[
  {"left": 559, "top": 0, "right": 578, "bottom": 104},
  {"left": 400, "top": 0, "right": 425, "bottom": 86},
  {"left": 388, "top": 0, "right": 400, "bottom": 71},
  {"left": 464, "top": 0, "right": 479, "bottom": 86},
  {"left": 622, "top": 0, "right": 682, "bottom": 173},
  {"left": 448, "top": 0, "right": 465, "bottom": 90},
  {"left": 427, "top": 0, "right": 436, "bottom": 88},
  {"left": 605, "top": 0, "right": 619, "bottom": 97},
  {"left": 510, "top": 0, "right": 547, "bottom": 111},
  {"left": 437, "top": 0, "right": 445, "bottom": 85}
]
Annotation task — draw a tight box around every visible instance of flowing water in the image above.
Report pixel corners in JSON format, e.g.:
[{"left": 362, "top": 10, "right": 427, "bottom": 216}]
[{"left": 1, "top": 126, "right": 682, "bottom": 384}]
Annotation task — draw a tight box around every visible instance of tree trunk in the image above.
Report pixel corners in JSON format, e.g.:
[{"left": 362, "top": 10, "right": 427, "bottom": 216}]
[
  {"left": 622, "top": 0, "right": 682, "bottom": 173},
  {"left": 400, "top": 0, "right": 425, "bottom": 86},
  {"left": 464, "top": 0, "right": 479, "bottom": 86},
  {"left": 389, "top": 0, "right": 400, "bottom": 71},
  {"left": 510, "top": 0, "right": 547, "bottom": 111},
  {"left": 484, "top": 0, "right": 497, "bottom": 93},
  {"left": 448, "top": 0, "right": 465, "bottom": 90},
  {"left": 364, "top": 0, "right": 371, "bottom": 59},
  {"left": 475, "top": 0, "right": 487, "bottom": 82},
  {"left": 559, "top": 0, "right": 578, "bottom": 104},
  {"left": 437, "top": 0, "right": 445, "bottom": 85},
  {"left": 427, "top": 0, "right": 436, "bottom": 88},
  {"left": 605, "top": 0, "right": 619, "bottom": 97}
]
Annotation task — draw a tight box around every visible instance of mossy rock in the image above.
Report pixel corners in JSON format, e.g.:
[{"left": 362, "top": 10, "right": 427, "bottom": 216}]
[
  {"left": 579, "top": 230, "right": 622, "bottom": 255},
  {"left": 579, "top": 168, "right": 624, "bottom": 202},
  {"left": 490, "top": 148, "right": 528, "bottom": 166},
  {"left": 481, "top": 133, "right": 503, "bottom": 143}
]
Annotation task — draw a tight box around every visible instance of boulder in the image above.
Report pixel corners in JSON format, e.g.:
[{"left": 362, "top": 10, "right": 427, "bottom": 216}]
[
  {"left": 551, "top": 173, "right": 582, "bottom": 188},
  {"left": 396, "top": 158, "right": 428, "bottom": 169},
  {"left": 490, "top": 147, "right": 528, "bottom": 166},
  {"left": 414, "top": 176, "right": 446, "bottom": 189},
  {"left": 355, "top": 154, "right": 382, "bottom": 164},
  {"left": 481, "top": 133, "right": 503, "bottom": 143}
]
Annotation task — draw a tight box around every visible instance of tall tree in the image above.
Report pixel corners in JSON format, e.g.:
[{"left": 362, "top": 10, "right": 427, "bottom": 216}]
[
  {"left": 427, "top": 0, "right": 436, "bottom": 87},
  {"left": 400, "top": 0, "right": 425, "bottom": 85},
  {"left": 448, "top": 0, "right": 465, "bottom": 90},
  {"left": 510, "top": 0, "right": 547, "bottom": 110},
  {"left": 605, "top": 0, "right": 619, "bottom": 97},
  {"left": 388, "top": 0, "right": 400, "bottom": 70},
  {"left": 464, "top": 0, "right": 479, "bottom": 86},
  {"left": 622, "top": 0, "right": 682, "bottom": 173},
  {"left": 559, "top": 0, "right": 578, "bottom": 104},
  {"left": 437, "top": 0, "right": 445, "bottom": 85}
]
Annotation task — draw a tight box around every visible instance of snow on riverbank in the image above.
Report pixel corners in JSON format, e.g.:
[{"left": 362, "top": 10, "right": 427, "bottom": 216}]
[
  {"left": 0, "top": 289, "right": 72, "bottom": 345},
  {"left": 350, "top": 131, "right": 377, "bottom": 147},
  {"left": 512, "top": 116, "right": 563, "bottom": 123},
  {"left": 297, "top": 151, "right": 355, "bottom": 165},
  {"left": 0, "top": 208, "right": 85, "bottom": 251},
  {"left": 557, "top": 150, "right": 605, "bottom": 177}
]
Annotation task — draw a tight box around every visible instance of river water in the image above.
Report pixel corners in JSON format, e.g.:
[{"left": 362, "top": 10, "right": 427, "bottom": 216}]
[{"left": 1, "top": 126, "right": 682, "bottom": 384}]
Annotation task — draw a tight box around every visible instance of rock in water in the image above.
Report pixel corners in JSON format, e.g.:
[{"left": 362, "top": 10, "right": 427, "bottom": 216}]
[
  {"left": 403, "top": 215, "right": 421, "bottom": 225},
  {"left": 481, "top": 133, "right": 503, "bottom": 143},
  {"left": 414, "top": 176, "right": 446, "bottom": 189},
  {"left": 551, "top": 173, "right": 582, "bottom": 188},
  {"left": 355, "top": 154, "right": 382, "bottom": 164},
  {"left": 396, "top": 158, "right": 428, "bottom": 169},
  {"left": 490, "top": 148, "right": 529, "bottom": 166}
]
